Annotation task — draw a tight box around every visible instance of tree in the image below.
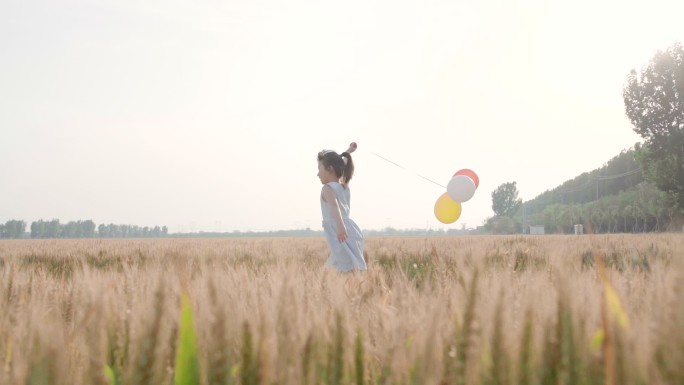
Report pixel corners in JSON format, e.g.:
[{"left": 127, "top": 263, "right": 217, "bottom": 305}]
[
  {"left": 45, "top": 219, "right": 61, "bottom": 238},
  {"left": 1, "top": 220, "right": 26, "bottom": 238},
  {"left": 623, "top": 42, "right": 684, "bottom": 209},
  {"left": 31, "top": 220, "right": 46, "bottom": 238},
  {"left": 81, "top": 220, "right": 96, "bottom": 237},
  {"left": 485, "top": 215, "right": 520, "bottom": 234},
  {"left": 98, "top": 224, "right": 107, "bottom": 237},
  {"left": 492, "top": 182, "right": 522, "bottom": 216}
]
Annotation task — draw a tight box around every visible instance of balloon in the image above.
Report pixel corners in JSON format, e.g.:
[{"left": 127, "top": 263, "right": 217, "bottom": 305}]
[
  {"left": 434, "top": 193, "right": 462, "bottom": 224},
  {"left": 447, "top": 175, "right": 476, "bottom": 203},
  {"left": 453, "top": 169, "right": 479, "bottom": 189}
]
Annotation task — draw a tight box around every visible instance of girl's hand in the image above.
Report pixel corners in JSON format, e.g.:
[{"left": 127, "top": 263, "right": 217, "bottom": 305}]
[{"left": 337, "top": 226, "right": 348, "bottom": 243}]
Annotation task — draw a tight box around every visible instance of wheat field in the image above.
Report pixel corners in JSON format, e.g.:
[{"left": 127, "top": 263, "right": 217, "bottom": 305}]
[{"left": 0, "top": 234, "right": 682, "bottom": 385}]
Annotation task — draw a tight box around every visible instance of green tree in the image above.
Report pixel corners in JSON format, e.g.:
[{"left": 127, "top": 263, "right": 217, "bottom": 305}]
[
  {"left": 1, "top": 220, "right": 26, "bottom": 238},
  {"left": 31, "top": 220, "right": 46, "bottom": 238},
  {"left": 486, "top": 215, "right": 520, "bottom": 234},
  {"left": 81, "top": 220, "right": 96, "bottom": 237},
  {"left": 45, "top": 219, "right": 61, "bottom": 238},
  {"left": 623, "top": 42, "right": 684, "bottom": 208},
  {"left": 492, "top": 182, "right": 522, "bottom": 216}
]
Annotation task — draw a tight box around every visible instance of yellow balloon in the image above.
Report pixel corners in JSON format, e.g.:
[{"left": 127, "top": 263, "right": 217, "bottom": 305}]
[{"left": 434, "top": 193, "right": 462, "bottom": 224}]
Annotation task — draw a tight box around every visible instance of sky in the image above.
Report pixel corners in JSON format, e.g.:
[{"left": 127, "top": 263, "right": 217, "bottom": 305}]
[{"left": 1, "top": 0, "right": 683, "bottom": 233}]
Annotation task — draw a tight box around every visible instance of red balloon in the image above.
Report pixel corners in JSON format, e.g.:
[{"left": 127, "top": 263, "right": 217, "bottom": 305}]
[{"left": 453, "top": 169, "right": 479, "bottom": 188}]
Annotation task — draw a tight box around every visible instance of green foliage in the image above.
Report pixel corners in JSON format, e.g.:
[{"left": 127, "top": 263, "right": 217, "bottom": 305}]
[
  {"left": 174, "top": 292, "right": 200, "bottom": 385},
  {"left": 104, "top": 365, "right": 119, "bottom": 385},
  {"left": 525, "top": 181, "right": 676, "bottom": 233},
  {"left": 97, "top": 223, "right": 168, "bottom": 238},
  {"left": 506, "top": 144, "right": 682, "bottom": 233},
  {"left": 484, "top": 215, "right": 521, "bottom": 235},
  {"left": 525, "top": 149, "right": 644, "bottom": 216},
  {"left": 624, "top": 41, "right": 684, "bottom": 209},
  {"left": 25, "top": 340, "right": 59, "bottom": 385},
  {"left": 0, "top": 219, "right": 26, "bottom": 239},
  {"left": 492, "top": 182, "right": 522, "bottom": 216},
  {"left": 26, "top": 219, "right": 168, "bottom": 238}
]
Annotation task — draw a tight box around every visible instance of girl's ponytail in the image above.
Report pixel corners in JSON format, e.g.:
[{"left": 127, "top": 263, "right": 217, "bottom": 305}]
[{"left": 340, "top": 152, "right": 354, "bottom": 185}]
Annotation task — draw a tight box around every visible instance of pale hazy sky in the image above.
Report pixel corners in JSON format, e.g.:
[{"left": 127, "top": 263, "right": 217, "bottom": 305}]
[{"left": 1, "top": 0, "right": 683, "bottom": 232}]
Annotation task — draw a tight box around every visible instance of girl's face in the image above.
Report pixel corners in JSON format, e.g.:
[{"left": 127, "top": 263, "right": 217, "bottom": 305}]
[{"left": 317, "top": 161, "right": 337, "bottom": 184}]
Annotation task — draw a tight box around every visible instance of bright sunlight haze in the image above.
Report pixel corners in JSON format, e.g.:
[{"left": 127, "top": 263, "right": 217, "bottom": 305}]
[{"left": 1, "top": 0, "right": 683, "bottom": 232}]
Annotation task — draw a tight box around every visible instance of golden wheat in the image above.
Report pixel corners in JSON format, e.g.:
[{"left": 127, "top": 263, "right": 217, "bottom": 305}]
[{"left": 0, "top": 234, "right": 681, "bottom": 384}]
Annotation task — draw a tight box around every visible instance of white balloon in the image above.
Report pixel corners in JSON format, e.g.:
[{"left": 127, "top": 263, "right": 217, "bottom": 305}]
[{"left": 447, "top": 175, "right": 476, "bottom": 203}]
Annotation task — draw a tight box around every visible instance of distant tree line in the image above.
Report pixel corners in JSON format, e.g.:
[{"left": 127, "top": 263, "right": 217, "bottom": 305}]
[
  {"left": 0, "top": 220, "right": 27, "bottom": 239},
  {"left": 523, "top": 181, "right": 678, "bottom": 234},
  {"left": 31, "top": 219, "right": 97, "bottom": 238},
  {"left": 96, "top": 223, "right": 168, "bottom": 238},
  {"left": 515, "top": 41, "right": 684, "bottom": 234},
  {"left": 484, "top": 170, "right": 681, "bottom": 235},
  {"left": 482, "top": 41, "right": 684, "bottom": 236},
  {"left": 483, "top": 149, "right": 682, "bottom": 235},
  {"left": 523, "top": 149, "right": 645, "bottom": 216},
  {"left": 0, "top": 219, "right": 168, "bottom": 239}
]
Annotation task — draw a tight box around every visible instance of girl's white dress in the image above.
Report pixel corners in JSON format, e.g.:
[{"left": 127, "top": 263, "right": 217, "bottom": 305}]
[{"left": 321, "top": 182, "right": 367, "bottom": 272}]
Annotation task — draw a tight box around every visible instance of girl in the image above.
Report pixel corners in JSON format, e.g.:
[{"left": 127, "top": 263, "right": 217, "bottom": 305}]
[{"left": 317, "top": 142, "right": 367, "bottom": 272}]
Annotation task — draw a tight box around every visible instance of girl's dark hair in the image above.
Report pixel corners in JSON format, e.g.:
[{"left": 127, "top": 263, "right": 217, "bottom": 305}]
[{"left": 317, "top": 150, "right": 355, "bottom": 185}]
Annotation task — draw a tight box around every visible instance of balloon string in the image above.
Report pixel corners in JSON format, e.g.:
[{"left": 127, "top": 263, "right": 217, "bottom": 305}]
[{"left": 369, "top": 151, "right": 446, "bottom": 189}]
